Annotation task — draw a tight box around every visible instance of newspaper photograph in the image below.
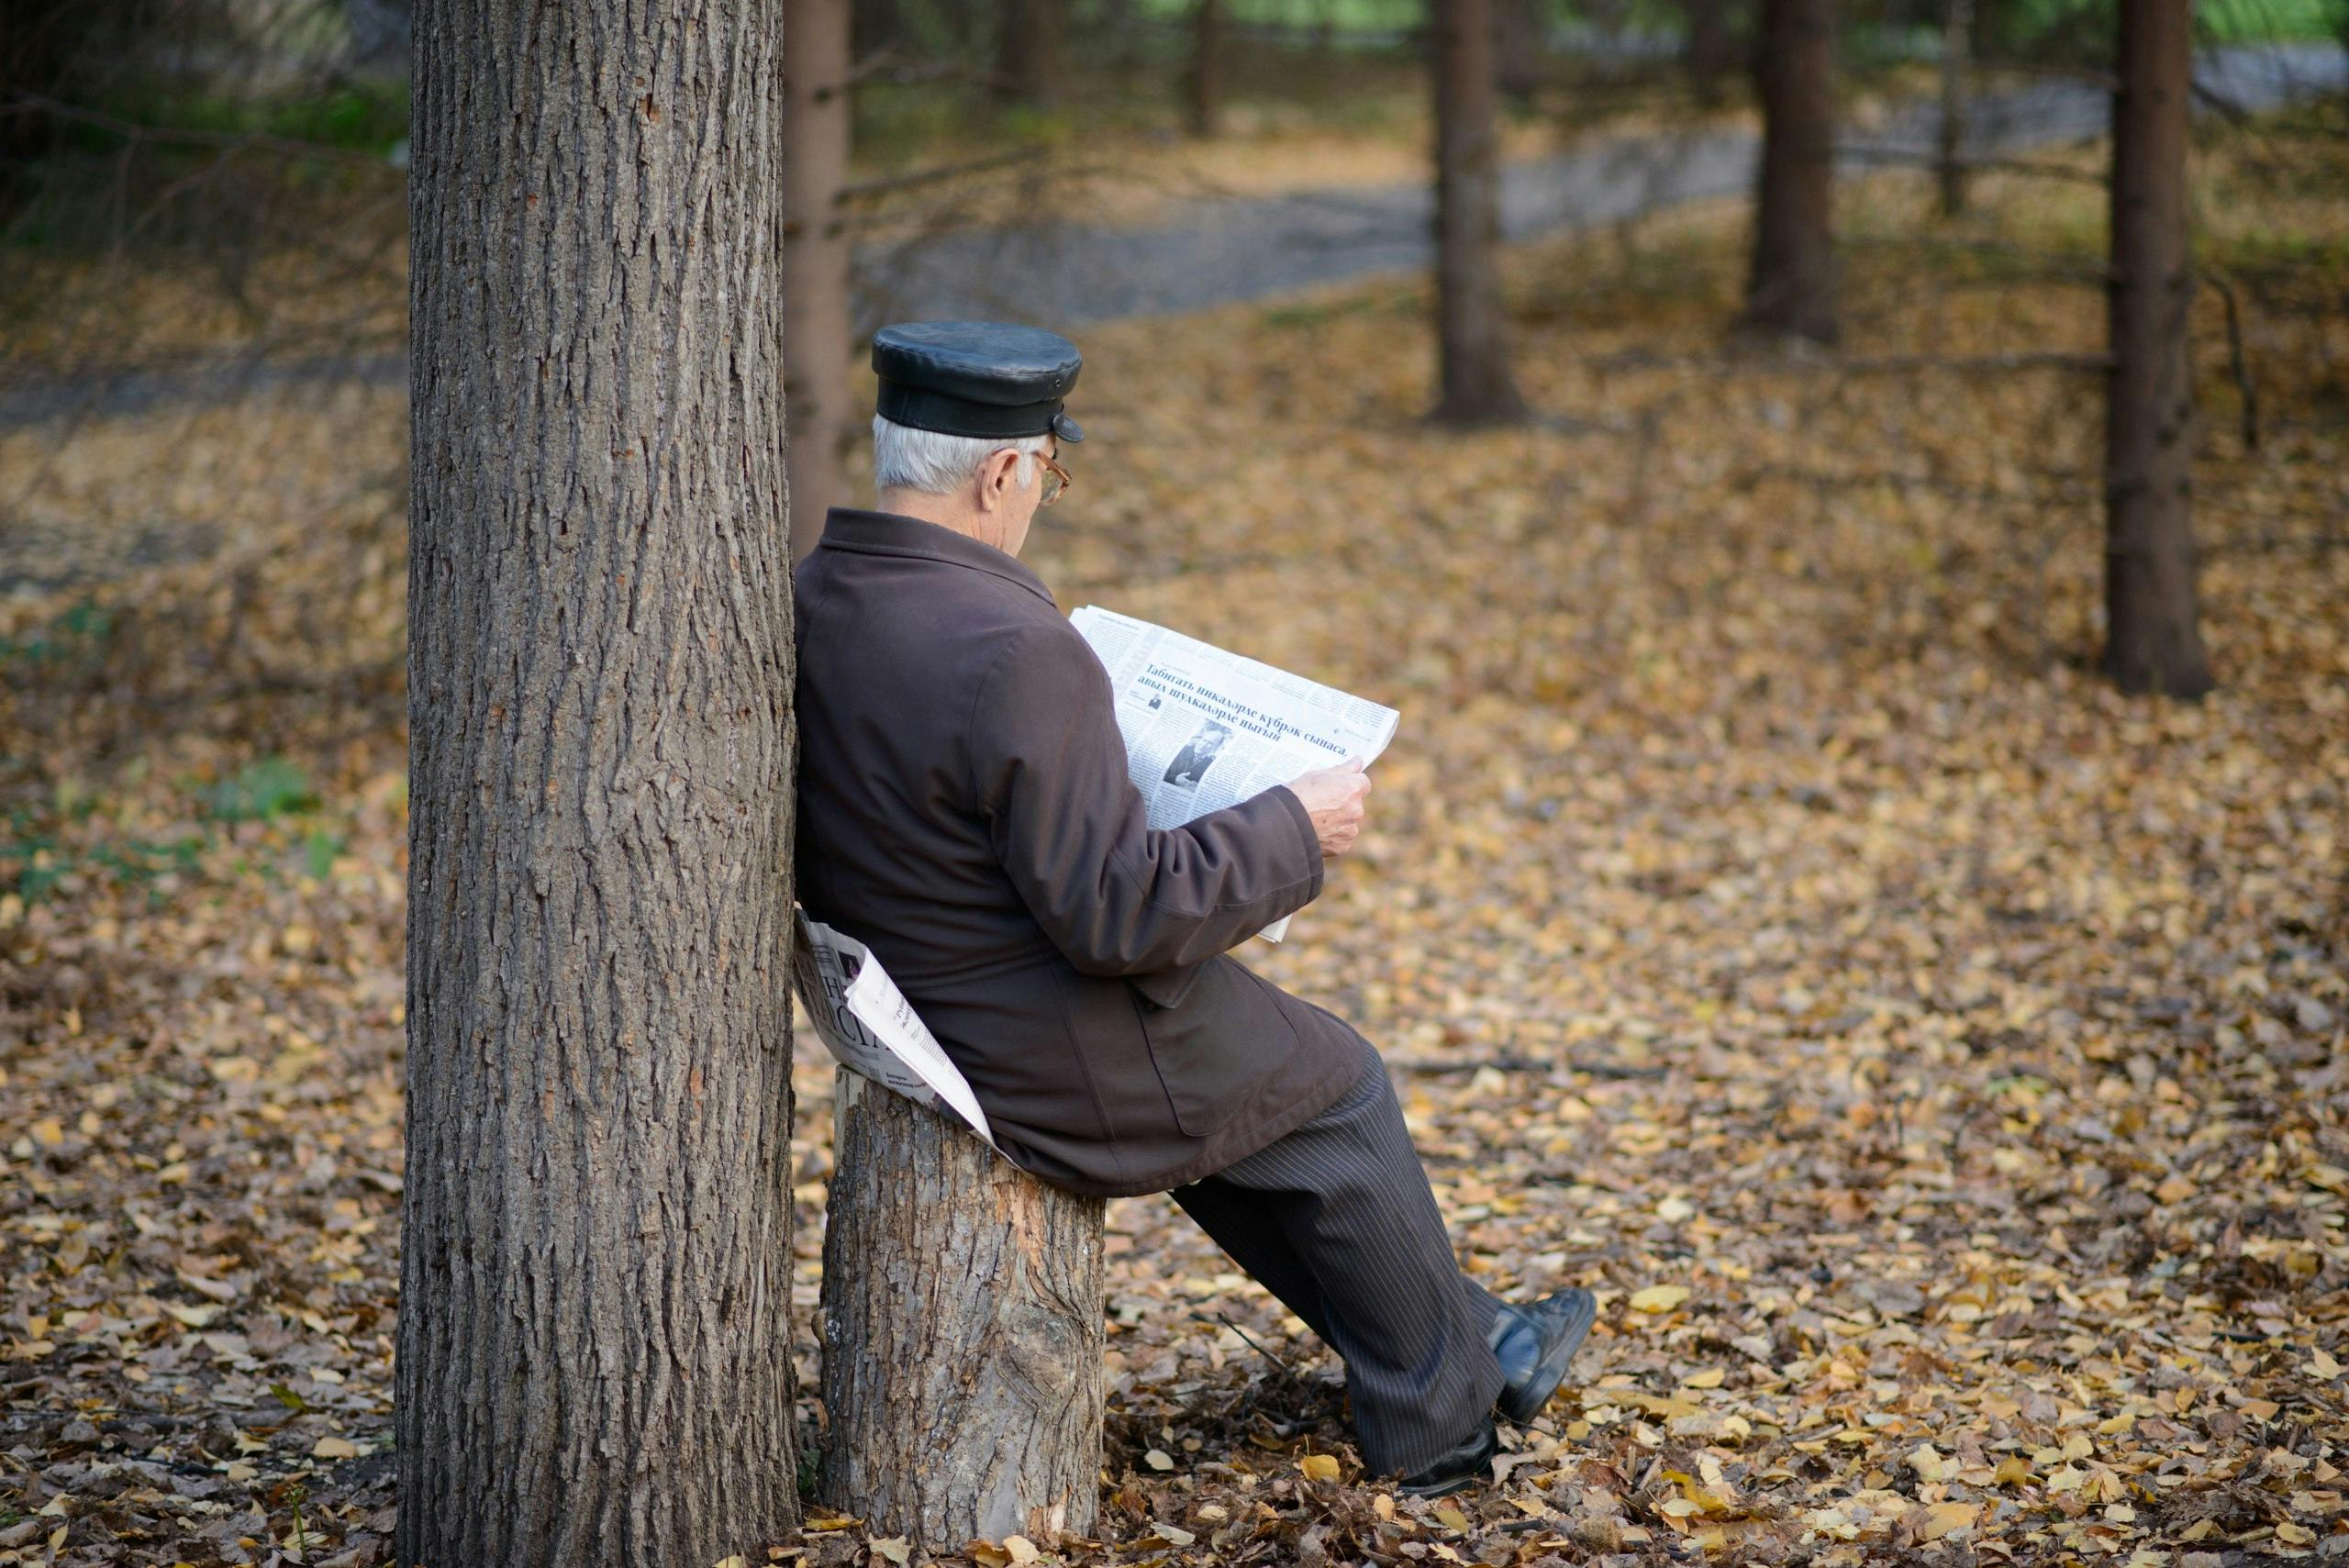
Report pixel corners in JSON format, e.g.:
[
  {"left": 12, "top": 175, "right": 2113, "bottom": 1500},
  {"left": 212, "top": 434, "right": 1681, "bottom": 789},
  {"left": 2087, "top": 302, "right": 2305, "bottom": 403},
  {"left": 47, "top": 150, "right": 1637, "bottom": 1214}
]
[
  {"left": 1070, "top": 606, "right": 1400, "bottom": 940},
  {"left": 792, "top": 908, "right": 999, "bottom": 1151}
]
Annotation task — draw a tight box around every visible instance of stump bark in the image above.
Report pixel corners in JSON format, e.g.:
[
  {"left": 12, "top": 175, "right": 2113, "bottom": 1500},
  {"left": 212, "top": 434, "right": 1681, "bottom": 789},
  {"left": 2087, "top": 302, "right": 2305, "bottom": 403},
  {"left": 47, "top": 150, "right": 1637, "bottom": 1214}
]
[{"left": 819, "top": 1072, "right": 1106, "bottom": 1550}]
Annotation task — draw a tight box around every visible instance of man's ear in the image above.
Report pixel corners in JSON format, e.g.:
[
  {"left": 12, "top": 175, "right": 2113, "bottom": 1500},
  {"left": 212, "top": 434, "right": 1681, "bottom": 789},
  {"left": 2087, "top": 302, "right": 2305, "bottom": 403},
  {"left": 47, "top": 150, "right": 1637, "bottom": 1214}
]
[{"left": 974, "top": 448, "right": 1017, "bottom": 513}]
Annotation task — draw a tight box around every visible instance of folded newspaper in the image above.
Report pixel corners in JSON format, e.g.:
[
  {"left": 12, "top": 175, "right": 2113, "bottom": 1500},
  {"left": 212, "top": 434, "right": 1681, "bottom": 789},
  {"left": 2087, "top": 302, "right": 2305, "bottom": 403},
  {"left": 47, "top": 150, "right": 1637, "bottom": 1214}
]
[
  {"left": 1070, "top": 606, "right": 1400, "bottom": 940},
  {"left": 793, "top": 907, "right": 999, "bottom": 1151}
]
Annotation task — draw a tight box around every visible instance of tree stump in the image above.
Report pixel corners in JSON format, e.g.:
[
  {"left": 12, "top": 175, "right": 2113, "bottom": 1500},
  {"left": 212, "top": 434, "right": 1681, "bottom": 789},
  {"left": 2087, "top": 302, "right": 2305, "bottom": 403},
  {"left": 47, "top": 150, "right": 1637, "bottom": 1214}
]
[{"left": 819, "top": 1071, "right": 1106, "bottom": 1550}]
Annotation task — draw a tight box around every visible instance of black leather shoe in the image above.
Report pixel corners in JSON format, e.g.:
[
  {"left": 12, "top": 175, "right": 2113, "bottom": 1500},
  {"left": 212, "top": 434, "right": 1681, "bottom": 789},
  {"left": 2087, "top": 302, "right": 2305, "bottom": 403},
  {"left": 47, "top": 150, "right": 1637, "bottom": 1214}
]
[
  {"left": 1490, "top": 1286, "right": 1598, "bottom": 1425},
  {"left": 1396, "top": 1416, "right": 1498, "bottom": 1498}
]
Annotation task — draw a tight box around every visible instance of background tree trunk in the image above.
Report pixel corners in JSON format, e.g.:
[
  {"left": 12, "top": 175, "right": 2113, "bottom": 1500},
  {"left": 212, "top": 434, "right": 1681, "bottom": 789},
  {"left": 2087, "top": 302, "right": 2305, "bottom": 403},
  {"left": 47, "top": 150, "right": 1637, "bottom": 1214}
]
[
  {"left": 1683, "top": 0, "right": 1737, "bottom": 106},
  {"left": 1937, "top": 0, "right": 1975, "bottom": 217},
  {"left": 1744, "top": 0, "right": 1837, "bottom": 342},
  {"left": 1496, "top": 0, "right": 1544, "bottom": 106},
  {"left": 1431, "top": 0, "right": 1528, "bottom": 425},
  {"left": 399, "top": 2, "right": 799, "bottom": 1564},
  {"left": 820, "top": 1073, "right": 1106, "bottom": 1551},
  {"left": 1185, "top": 0, "right": 1223, "bottom": 139},
  {"left": 2103, "top": 0, "right": 2211, "bottom": 696},
  {"left": 995, "top": 0, "right": 1063, "bottom": 107},
  {"left": 785, "top": 0, "right": 855, "bottom": 560}
]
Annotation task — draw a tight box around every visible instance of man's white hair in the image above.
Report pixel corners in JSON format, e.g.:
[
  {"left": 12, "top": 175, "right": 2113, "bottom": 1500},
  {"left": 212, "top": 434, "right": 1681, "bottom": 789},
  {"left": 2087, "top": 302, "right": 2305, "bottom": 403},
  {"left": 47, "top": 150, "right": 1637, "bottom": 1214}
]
[{"left": 873, "top": 414, "right": 1051, "bottom": 496}]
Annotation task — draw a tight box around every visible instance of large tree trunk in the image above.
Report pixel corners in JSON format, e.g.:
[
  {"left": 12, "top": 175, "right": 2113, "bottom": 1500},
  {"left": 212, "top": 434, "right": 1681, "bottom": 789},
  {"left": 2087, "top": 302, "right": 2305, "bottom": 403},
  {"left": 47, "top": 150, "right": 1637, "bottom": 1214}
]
[
  {"left": 820, "top": 1073, "right": 1106, "bottom": 1551},
  {"left": 1936, "top": 0, "right": 1974, "bottom": 217},
  {"left": 995, "top": 0, "right": 1063, "bottom": 107},
  {"left": 399, "top": 3, "right": 799, "bottom": 1565},
  {"left": 1431, "top": 0, "right": 1528, "bottom": 426},
  {"left": 1744, "top": 0, "right": 1837, "bottom": 342},
  {"left": 2103, "top": 0, "right": 2212, "bottom": 696},
  {"left": 785, "top": 0, "right": 855, "bottom": 560},
  {"left": 1185, "top": 0, "right": 1223, "bottom": 139}
]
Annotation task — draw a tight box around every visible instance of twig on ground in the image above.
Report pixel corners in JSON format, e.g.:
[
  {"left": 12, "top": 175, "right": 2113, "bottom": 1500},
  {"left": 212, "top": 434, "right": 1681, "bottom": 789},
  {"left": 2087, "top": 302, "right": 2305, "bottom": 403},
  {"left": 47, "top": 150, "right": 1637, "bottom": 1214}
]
[
  {"left": 1194, "top": 1312, "right": 1310, "bottom": 1387},
  {"left": 1383, "top": 1054, "right": 1671, "bottom": 1080}
]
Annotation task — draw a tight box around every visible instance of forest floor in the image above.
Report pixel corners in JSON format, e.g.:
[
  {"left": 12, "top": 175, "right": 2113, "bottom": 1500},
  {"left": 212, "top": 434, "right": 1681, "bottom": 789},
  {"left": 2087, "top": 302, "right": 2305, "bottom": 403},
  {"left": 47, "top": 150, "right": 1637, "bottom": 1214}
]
[{"left": 1, "top": 106, "right": 2345, "bottom": 1568}]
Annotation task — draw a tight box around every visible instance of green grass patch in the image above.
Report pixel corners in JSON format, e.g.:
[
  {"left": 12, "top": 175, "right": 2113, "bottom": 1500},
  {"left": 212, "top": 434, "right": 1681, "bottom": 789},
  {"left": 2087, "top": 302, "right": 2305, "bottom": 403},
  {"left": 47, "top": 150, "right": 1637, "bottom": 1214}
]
[{"left": 201, "top": 757, "right": 318, "bottom": 824}]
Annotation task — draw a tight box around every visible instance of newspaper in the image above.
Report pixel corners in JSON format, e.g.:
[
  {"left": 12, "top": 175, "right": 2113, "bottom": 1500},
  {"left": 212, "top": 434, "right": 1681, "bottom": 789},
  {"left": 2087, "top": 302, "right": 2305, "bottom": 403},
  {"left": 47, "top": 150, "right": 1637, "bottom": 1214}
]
[
  {"left": 1070, "top": 606, "right": 1399, "bottom": 941},
  {"left": 792, "top": 907, "right": 999, "bottom": 1151}
]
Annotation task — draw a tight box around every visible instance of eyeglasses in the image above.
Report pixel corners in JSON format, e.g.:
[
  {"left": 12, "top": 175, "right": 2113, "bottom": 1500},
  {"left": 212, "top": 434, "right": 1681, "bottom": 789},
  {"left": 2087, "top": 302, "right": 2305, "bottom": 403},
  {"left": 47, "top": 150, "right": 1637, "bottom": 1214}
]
[{"left": 1037, "top": 451, "right": 1073, "bottom": 507}]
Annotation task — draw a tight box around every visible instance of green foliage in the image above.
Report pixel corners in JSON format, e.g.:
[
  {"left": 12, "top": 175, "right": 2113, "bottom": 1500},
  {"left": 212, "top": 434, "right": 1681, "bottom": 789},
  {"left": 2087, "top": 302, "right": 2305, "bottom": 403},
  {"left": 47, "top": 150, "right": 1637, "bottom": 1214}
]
[
  {"left": 0, "top": 601, "right": 114, "bottom": 673},
  {"left": 305, "top": 828, "right": 347, "bottom": 881},
  {"left": 202, "top": 757, "right": 318, "bottom": 824},
  {"left": 0, "top": 810, "right": 202, "bottom": 903},
  {"left": 86, "top": 83, "right": 410, "bottom": 158}
]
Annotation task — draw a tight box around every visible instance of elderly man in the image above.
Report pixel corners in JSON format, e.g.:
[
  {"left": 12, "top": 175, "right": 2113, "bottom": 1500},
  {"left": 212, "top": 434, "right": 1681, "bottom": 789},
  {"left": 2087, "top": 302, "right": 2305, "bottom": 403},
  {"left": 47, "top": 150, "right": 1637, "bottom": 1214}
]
[{"left": 794, "top": 322, "right": 1594, "bottom": 1497}]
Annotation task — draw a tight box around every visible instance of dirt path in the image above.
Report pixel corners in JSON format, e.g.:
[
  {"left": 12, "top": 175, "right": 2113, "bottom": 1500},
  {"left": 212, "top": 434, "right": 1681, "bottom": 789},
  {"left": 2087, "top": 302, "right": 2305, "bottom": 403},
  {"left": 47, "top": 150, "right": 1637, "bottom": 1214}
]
[{"left": 0, "top": 44, "right": 2338, "bottom": 431}]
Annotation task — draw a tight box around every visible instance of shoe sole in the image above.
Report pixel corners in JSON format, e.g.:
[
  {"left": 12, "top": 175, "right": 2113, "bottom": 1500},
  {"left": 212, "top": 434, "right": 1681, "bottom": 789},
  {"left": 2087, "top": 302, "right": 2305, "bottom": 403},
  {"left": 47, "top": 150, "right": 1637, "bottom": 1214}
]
[
  {"left": 1397, "top": 1467, "right": 1485, "bottom": 1499},
  {"left": 1397, "top": 1428, "right": 1499, "bottom": 1498},
  {"left": 1496, "top": 1286, "right": 1598, "bottom": 1426}
]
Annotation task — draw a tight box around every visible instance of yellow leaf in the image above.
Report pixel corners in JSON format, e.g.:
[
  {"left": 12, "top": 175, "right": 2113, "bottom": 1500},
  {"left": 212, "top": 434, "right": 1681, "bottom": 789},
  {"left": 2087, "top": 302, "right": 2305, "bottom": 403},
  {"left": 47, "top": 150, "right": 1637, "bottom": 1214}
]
[
  {"left": 1682, "top": 1367, "right": 1725, "bottom": 1389},
  {"left": 1003, "top": 1536, "right": 1040, "bottom": 1565},
  {"left": 867, "top": 1536, "right": 910, "bottom": 1565},
  {"left": 311, "top": 1436, "right": 358, "bottom": 1459},
  {"left": 1143, "top": 1447, "right": 1174, "bottom": 1472},
  {"left": 1299, "top": 1452, "right": 1341, "bottom": 1482},
  {"left": 1630, "top": 1285, "right": 1691, "bottom": 1314},
  {"left": 1433, "top": 1505, "right": 1471, "bottom": 1531},
  {"left": 1920, "top": 1502, "right": 1976, "bottom": 1541},
  {"left": 713, "top": 1557, "right": 750, "bottom": 1568}
]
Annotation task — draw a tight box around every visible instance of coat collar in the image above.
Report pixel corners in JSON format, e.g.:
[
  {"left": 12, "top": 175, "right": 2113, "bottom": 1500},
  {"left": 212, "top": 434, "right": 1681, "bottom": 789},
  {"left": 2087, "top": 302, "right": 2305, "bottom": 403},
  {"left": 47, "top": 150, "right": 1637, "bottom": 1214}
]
[{"left": 818, "top": 506, "right": 1058, "bottom": 608}]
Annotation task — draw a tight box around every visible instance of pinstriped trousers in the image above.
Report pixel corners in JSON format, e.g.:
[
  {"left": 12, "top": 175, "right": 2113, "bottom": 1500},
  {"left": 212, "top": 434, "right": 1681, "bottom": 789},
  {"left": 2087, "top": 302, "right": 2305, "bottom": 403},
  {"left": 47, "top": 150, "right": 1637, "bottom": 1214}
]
[{"left": 1171, "top": 1040, "right": 1507, "bottom": 1477}]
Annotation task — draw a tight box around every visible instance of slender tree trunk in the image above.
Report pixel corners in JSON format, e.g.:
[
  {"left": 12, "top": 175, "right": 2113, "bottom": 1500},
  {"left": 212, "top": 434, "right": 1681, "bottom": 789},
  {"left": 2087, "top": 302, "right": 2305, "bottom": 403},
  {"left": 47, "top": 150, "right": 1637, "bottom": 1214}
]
[
  {"left": 1186, "top": 0, "right": 1223, "bottom": 138},
  {"left": 995, "top": 0, "right": 1063, "bottom": 107},
  {"left": 1937, "top": 0, "right": 1974, "bottom": 217},
  {"left": 1431, "top": 0, "right": 1528, "bottom": 425},
  {"left": 820, "top": 1073, "right": 1106, "bottom": 1551},
  {"left": 852, "top": 0, "right": 898, "bottom": 61},
  {"left": 2104, "top": 0, "right": 2211, "bottom": 696},
  {"left": 1496, "top": 0, "right": 1544, "bottom": 105},
  {"left": 1684, "top": 0, "right": 1736, "bottom": 106},
  {"left": 1744, "top": 0, "right": 1837, "bottom": 342},
  {"left": 399, "top": 3, "right": 799, "bottom": 1565},
  {"left": 785, "top": 0, "right": 854, "bottom": 560}
]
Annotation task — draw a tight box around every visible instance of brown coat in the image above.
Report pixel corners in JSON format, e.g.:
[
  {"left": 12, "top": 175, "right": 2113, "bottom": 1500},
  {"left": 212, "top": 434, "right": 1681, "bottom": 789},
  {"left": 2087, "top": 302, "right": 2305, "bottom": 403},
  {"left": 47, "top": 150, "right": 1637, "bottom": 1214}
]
[{"left": 794, "top": 507, "right": 1368, "bottom": 1197}]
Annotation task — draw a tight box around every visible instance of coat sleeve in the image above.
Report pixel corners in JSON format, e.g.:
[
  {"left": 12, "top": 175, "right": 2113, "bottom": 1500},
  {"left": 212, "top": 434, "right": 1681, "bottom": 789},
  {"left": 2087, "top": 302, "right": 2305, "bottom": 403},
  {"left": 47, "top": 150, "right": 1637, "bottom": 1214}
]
[{"left": 969, "top": 619, "right": 1326, "bottom": 978}]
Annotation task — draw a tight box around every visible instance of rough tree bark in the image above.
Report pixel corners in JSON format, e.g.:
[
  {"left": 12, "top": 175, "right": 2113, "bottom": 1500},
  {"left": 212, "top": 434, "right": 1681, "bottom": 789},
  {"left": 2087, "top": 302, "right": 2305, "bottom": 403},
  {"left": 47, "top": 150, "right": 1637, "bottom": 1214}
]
[
  {"left": 785, "top": 0, "right": 854, "bottom": 560},
  {"left": 995, "top": 0, "right": 1063, "bottom": 107},
  {"left": 820, "top": 1073, "right": 1106, "bottom": 1551},
  {"left": 1431, "top": 0, "right": 1528, "bottom": 426},
  {"left": 1744, "top": 0, "right": 1837, "bottom": 342},
  {"left": 1936, "top": 0, "right": 1975, "bottom": 217},
  {"left": 399, "top": 2, "right": 799, "bottom": 1564},
  {"left": 2103, "top": 0, "right": 2212, "bottom": 696},
  {"left": 1186, "top": 0, "right": 1223, "bottom": 139}
]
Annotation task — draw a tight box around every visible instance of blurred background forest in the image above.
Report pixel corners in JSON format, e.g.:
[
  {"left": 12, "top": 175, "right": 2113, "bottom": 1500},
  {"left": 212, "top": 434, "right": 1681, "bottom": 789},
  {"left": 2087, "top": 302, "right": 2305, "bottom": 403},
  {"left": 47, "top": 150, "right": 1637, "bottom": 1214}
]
[{"left": 2, "top": 0, "right": 2346, "bottom": 1563}]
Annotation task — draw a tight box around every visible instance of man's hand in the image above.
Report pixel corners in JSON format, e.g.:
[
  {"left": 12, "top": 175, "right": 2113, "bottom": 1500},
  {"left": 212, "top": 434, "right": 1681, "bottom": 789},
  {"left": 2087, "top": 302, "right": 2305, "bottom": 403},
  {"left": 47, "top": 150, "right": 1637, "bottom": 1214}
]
[{"left": 1286, "top": 758, "right": 1372, "bottom": 859}]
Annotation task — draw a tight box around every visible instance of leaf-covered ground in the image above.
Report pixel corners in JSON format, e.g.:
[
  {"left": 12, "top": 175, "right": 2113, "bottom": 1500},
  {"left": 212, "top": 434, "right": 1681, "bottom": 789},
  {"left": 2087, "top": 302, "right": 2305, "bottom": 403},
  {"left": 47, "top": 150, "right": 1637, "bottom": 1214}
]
[{"left": 1, "top": 116, "right": 2344, "bottom": 1567}]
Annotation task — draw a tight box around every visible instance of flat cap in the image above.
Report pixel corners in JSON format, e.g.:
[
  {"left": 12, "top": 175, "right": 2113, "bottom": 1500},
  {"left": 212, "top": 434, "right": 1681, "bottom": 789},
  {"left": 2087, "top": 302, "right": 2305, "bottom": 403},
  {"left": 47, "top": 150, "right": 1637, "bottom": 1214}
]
[{"left": 872, "top": 321, "right": 1085, "bottom": 444}]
